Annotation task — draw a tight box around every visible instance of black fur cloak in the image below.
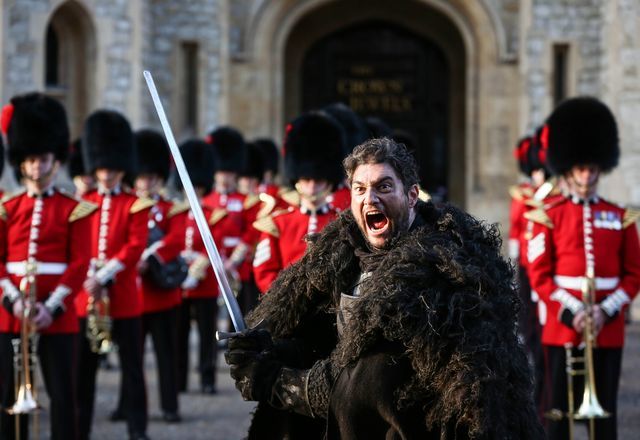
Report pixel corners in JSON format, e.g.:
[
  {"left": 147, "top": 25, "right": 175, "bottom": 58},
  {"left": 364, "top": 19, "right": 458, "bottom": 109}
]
[{"left": 247, "top": 201, "right": 544, "bottom": 439}]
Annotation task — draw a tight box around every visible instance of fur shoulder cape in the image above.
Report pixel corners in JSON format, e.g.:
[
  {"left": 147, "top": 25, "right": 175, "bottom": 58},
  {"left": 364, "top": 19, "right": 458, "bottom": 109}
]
[{"left": 249, "top": 201, "right": 544, "bottom": 439}]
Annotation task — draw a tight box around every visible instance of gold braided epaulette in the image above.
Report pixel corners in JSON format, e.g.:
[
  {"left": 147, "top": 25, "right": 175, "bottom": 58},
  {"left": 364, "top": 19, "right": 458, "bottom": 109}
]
[
  {"left": 523, "top": 208, "right": 554, "bottom": 229},
  {"left": 1, "top": 189, "right": 26, "bottom": 203},
  {"left": 243, "top": 195, "right": 261, "bottom": 210},
  {"left": 69, "top": 201, "right": 98, "bottom": 222},
  {"left": 257, "top": 193, "right": 277, "bottom": 219},
  {"left": 130, "top": 197, "right": 156, "bottom": 214},
  {"left": 209, "top": 208, "right": 227, "bottom": 226},
  {"left": 0, "top": 189, "right": 27, "bottom": 221},
  {"left": 509, "top": 185, "right": 535, "bottom": 201},
  {"left": 252, "top": 215, "right": 279, "bottom": 238},
  {"left": 167, "top": 201, "right": 190, "bottom": 218},
  {"left": 524, "top": 198, "right": 544, "bottom": 209},
  {"left": 623, "top": 207, "right": 640, "bottom": 229}
]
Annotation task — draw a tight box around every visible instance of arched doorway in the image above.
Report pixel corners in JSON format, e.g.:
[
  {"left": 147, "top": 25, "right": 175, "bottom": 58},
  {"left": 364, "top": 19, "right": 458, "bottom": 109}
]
[
  {"left": 301, "top": 21, "right": 449, "bottom": 199},
  {"left": 283, "top": 0, "right": 467, "bottom": 205},
  {"left": 45, "top": 0, "right": 96, "bottom": 138}
]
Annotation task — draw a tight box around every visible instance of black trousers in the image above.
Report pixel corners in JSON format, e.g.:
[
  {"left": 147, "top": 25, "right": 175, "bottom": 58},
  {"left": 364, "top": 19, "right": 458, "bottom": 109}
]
[
  {"left": 177, "top": 297, "right": 218, "bottom": 391},
  {"left": 543, "top": 345, "right": 621, "bottom": 440},
  {"left": 116, "top": 307, "right": 180, "bottom": 414},
  {"left": 238, "top": 278, "right": 260, "bottom": 316},
  {"left": 517, "top": 265, "right": 544, "bottom": 411},
  {"left": 77, "top": 317, "right": 148, "bottom": 439},
  {"left": 0, "top": 332, "right": 77, "bottom": 440}
]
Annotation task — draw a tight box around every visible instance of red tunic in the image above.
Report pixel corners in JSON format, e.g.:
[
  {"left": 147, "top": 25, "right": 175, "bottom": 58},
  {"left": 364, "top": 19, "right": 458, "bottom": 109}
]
[
  {"left": 509, "top": 183, "right": 562, "bottom": 267},
  {"left": 508, "top": 184, "right": 534, "bottom": 264},
  {"left": 140, "top": 198, "right": 185, "bottom": 314},
  {"left": 526, "top": 196, "right": 640, "bottom": 347},
  {"left": 327, "top": 185, "right": 351, "bottom": 212},
  {"left": 74, "top": 188, "right": 153, "bottom": 319},
  {"left": 202, "top": 191, "right": 246, "bottom": 257},
  {"left": 252, "top": 205, "right": 338, "bottom": 293},
  {"left": 0, "top": 189, "right": 96, "bottom": 333},
  {"left": 228, "top": 193, "right": 279, "bottom": 282}
]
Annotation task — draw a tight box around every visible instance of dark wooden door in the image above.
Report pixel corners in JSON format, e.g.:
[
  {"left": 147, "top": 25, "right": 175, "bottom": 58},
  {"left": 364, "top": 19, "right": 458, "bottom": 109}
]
[{"left": 302, "top": 21, "right": 449, "bottom": 200}]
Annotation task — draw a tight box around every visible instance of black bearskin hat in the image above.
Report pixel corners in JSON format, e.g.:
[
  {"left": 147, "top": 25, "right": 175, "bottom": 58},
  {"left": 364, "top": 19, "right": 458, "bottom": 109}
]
[
  {"left": 178, "top": 139, "right": 216, "bottom": 194},
  {"left": 240, "top": 142, "right": 265, "bottom": 180},
  {"left": 284, "top": 111, "right": 345, "bottom": 187},
  {"left": 2, "top": 92, "right": 69, "bottom": 167},
  {"left": 206, "top": 126, "right": 246, "bottom": 173},
  {"left": 134, "top": 129, "right": 171, "bottom": 182},
  {"left": 82, "top": 109, "right": 136, "bottom": 175},
  {"left": 68, "top": 138, "right": 87, "bottom": 178},
  {"left": 365, "top": 116, "right": 394, "bottom": 139},
  {"left": 546, "top": 96, "right": 619, "bottom": 175},
  {"left": 253, "top": 138, "right": 279, "bottom": 175},
  {"left": 323, "top": 102, "right": 368, "bottom": 155}
]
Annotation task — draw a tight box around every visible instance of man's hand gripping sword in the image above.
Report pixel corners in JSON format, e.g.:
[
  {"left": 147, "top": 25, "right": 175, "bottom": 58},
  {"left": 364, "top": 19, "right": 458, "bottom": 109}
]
[{"left": 144, "top": 71, "right": 245, "bottom": 338}]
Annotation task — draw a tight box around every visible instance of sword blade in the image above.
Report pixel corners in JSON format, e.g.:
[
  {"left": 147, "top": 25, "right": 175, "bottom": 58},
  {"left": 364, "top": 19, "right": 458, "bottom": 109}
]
[{"left": 143, "top": 70, "right": 246, "bottom": 332}]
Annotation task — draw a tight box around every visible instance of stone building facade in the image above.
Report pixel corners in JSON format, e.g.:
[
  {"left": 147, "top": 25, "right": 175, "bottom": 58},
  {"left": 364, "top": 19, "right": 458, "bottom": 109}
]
[{"left": 1, "top": 0, "right": 640, "bottom": 226}]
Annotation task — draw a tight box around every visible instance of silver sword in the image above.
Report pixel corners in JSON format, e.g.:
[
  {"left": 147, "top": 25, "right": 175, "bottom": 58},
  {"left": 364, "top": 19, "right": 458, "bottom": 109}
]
[{"left": 144, "top": 70, "right": 246, "bottom": 334}]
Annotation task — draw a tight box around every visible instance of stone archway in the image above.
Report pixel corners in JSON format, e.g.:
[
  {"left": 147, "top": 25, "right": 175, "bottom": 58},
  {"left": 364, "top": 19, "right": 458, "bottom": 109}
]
[
  {"left": 289, "top": 19, "right": 456, "bottom": 202},
  {"left": 234, "top": 0, "right": 514, "bottom": 213},
  {"left": 44, "top": 0, "right": 96, "bottom": 138}
]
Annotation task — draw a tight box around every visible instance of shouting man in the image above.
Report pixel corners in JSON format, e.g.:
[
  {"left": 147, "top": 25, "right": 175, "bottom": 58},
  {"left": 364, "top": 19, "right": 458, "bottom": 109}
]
[{"left": 226, "top": 137, "right": 543, "bottom": 439}]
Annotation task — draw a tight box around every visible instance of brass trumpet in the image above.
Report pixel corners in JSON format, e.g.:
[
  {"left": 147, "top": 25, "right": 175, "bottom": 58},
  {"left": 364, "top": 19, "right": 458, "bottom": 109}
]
[
  {"left": 6, "top": 270, "right": 41, "bottom": 440},
  {"left": 546, "top": 268, "right": 609, "bottom": 440}
]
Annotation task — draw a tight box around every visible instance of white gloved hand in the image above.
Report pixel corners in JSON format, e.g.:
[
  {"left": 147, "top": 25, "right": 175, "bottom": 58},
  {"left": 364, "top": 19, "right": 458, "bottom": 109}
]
[{"left": 181, "top": 275, "right": 199, "bottom": 290}]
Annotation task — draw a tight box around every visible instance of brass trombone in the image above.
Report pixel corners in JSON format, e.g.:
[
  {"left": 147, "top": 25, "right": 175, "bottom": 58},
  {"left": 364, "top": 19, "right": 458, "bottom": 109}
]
[
  {"left": 546, "top": 268, "right": 610, "bottom": 440},
  {"left": 6, "top": 267, "right": 41, "bottom": 440}
]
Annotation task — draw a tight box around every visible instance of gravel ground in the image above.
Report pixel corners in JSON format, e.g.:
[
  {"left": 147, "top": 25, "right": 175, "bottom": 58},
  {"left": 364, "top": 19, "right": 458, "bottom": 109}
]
[{"left": 25, "top": 321, "right": 640, "bottom": 439}]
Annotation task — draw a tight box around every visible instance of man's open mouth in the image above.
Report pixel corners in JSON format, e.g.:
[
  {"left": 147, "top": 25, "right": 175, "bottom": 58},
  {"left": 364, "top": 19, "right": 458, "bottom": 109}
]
[{"left": 365, "top": 210, "right": 389, "bottom": 233}]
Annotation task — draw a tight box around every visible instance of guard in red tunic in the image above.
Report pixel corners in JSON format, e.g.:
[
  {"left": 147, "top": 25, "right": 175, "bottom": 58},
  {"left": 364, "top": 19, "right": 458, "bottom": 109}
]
[
  {"left": 109, "top": 129, "right": 186, "bottom": 424},
  {"left": 0, "top": 93, "right": 96, "bottom": 440},
  {"left": 508, "top": 129, "right": 560, "bottom": 411},
  {"left": 225, "top": 142, "right": 275, "bottom": 314},
  {"left": 526, "top": 97, "right": 640, "bottom": 440},
  {"left": 253, "top": 112, "right": 345, "bottom": 294},
  {"left": 174, "top": 139, "right": 222, "bottom": 395},
  {"left": 202, "top": 127, "right": 248, "bottom": 265},
  {"left": 75, "top": 110, "right": 154, "bottom": 440}
]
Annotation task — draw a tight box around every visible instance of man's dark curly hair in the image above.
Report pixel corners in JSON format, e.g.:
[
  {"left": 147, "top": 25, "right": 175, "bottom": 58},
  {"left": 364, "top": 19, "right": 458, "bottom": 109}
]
[{"left": 343, "top": 137, "right": 419, "bottom": 191}]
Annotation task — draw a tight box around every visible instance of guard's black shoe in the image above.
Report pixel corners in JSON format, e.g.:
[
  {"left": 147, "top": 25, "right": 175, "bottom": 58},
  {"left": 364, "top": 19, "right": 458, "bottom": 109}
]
[
  {"left": 201, "top": 384, "right": 217, "bottom": 394},
  {"left": 129, "top": 432, "right": 150, "bottom": 440},
  {"left": 162, "top": 412, "right": 182, "bottom": 423},
  {"left": 110, "top": 408, "right": 125, "bottom": 422}
]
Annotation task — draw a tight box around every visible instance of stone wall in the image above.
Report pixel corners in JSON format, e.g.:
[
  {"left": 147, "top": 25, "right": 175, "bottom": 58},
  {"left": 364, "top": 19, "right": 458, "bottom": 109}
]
[
  {"left": 142, "top": 0, "right": 223, "bottom": 135},
  {"left": 524, "top": 0, "right": 605, "bottom": 130},
  {"left": 94, "top": 0, "right": 133, "bottom": 111},
  {"left": 3, "top": 0, "right": 51, "bottom": 100}
]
